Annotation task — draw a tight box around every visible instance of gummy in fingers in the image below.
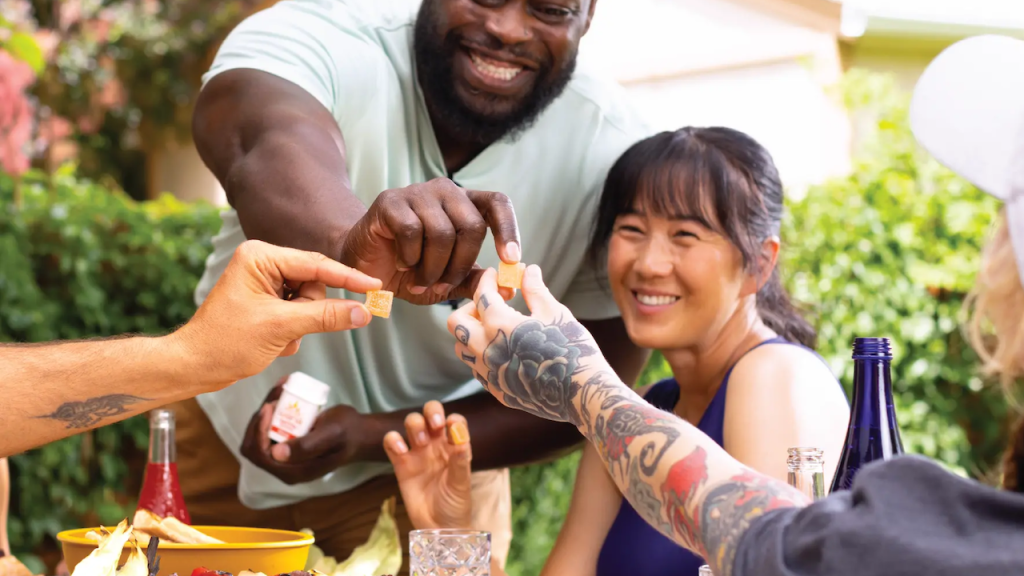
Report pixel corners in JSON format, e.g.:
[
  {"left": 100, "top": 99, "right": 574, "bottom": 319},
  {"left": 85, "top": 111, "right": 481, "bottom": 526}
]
[{"left": 448, "top": 420, "right": 470, "bottom": 445}]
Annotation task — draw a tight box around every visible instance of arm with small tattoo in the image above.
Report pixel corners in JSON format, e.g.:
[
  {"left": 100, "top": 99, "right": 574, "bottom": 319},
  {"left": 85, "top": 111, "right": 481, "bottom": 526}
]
[
  {"left": 450, "top": 268, "right": 809, "bottom": 576},
  {"left": 566, "top": 367, "right": 808, "bottom": 575},
  {"left": 0, "top": 336, "right": 197, "bottom": 457}
]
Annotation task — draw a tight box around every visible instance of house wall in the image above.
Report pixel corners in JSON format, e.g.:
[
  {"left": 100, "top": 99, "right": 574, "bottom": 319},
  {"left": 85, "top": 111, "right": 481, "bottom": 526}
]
[
  {"left": 620, "top": 57, "right": 851, "bottom": 194},
  {"left": 148, "top": 142, "right": 227, "bottom": 206}
]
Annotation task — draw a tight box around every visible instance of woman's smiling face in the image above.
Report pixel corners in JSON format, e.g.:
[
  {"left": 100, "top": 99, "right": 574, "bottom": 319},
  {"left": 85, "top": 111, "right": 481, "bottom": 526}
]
[{"left": 606, "top": 201, "right": 750, "bottom": 352}]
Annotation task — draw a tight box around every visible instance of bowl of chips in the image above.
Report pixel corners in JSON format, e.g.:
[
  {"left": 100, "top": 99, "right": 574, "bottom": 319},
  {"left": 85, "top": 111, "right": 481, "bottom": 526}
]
[{"left": 57, "top": 511, "right": 314, "bottom": 576}]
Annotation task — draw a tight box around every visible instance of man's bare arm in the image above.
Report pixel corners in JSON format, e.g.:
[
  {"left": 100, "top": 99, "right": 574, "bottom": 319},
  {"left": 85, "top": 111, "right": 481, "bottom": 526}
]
[
  {"left": 0, "top": 336, "right": 201, "bottom": 457},
  {"left": 0, "top": 241, "right": 381, "bottom": 458},
  {"left": 193, "top": 69, "right": 365, "bottom": 258}
]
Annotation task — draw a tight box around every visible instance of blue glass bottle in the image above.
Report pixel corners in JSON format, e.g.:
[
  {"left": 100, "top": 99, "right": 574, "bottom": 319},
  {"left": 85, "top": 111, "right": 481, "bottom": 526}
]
[{"left": 829, "top": 337, "right": 904, "bottom": 492}]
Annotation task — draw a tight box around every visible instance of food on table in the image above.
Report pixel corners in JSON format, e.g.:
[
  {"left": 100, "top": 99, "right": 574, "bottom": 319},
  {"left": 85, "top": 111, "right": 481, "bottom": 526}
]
[
  {"left": 365, "top": 290, "right": 393, "bottom": 319},
  {"left": 0, "top": 555, "right": 35, "bottom": 576},
  {"left": 132, "top": 510, "right": 223, "bottom": 545},
  {"left": 497, "top": 262, "right": 525, "bottom": 289},
  {"left": 86, "top": 511, "right": 222, "bottom": 547},
  {"left": 71, "top": 520, "right": 141, "bottom": 576},
  {"left": 304, "top": 499, "right": 400, "bottom": 576}
]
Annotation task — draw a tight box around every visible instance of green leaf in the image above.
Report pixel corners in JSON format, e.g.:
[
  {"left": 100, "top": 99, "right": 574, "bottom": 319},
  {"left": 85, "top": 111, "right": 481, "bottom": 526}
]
[{"left": 6, "top": 31, "right": 45, "bottom": 74}]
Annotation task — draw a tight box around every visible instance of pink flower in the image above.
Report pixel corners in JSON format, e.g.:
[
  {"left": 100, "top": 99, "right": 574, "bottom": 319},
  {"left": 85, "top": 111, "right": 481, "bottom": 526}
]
[
  {"left": 0, "top": 49, "right": 36, "bottom": 175},
  {"left": 58, "top": 0, "right": 83, "bottom": 31}
]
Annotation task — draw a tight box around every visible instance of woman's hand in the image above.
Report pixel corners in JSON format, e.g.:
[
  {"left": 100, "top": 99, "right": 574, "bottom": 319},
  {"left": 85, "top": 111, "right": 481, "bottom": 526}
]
[
  {"left": 383, "top": 401, "right": 474, "bottom": 531},
  {"left": 446, "top": 266, "right": 613, "bottom": 430}
]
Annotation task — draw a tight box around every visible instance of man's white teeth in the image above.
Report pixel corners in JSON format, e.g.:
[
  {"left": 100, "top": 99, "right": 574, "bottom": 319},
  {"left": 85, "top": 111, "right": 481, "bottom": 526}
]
[
  {"left": 470, "top": 51, "right": 523, "bottom": 81},
  {"left": 637, "top": 294, "right": 679, "bottom": 306}
]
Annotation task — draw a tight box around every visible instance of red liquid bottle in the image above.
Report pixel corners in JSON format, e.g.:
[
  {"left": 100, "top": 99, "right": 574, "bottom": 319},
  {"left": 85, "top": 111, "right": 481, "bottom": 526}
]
[{"left": 137, "top": 409, "right": 191, "bottom": 524}]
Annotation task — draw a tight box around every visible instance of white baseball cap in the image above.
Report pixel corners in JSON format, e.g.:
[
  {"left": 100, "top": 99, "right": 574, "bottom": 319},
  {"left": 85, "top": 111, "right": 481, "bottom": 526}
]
[{"left": 910, "top": 34, "right": 1024, "bottom": 287}]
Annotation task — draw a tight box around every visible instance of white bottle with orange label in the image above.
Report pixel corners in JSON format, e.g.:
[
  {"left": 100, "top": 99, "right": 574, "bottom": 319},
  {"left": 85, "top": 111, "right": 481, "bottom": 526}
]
[{"left": 268, "top": 372, "right": 330, "bottom": 443}]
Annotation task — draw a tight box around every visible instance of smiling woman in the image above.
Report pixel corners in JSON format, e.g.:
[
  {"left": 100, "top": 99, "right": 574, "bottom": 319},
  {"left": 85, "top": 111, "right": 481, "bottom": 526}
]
[{"left": 529, "top": 126, "right": 849, "bottom": 576}]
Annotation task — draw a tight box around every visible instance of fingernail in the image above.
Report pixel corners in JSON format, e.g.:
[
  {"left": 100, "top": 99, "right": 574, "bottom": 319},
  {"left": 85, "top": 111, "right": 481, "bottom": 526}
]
[
  {"left": 527, "top": 265, "right": 541, "bottom": 281},
  {"left": 271, "top": 443, "right": 291, "bottom": 462},
  {"left": 431, "top": 413, "right": 445, "bottom": 428},
  {"left": 417, "top": 431, "right": 429, "bottom": 445},
  {"left": 433, "top": 283, "right": 451, "bottom": 295},
  {"left": 506, "top": 242, "right": 521, "bottom": 263},
  {"left": 350, "top": 306, "right": 369, "bottom": 327},
  {"left": 394, "top": 439, "right": 409, "bottom": 454},
  {"left": 450, "top": 422, "right": 470, "bottom": 445},
  {"left": 410, "top": 286, "right": 427, "bottom": 295}
]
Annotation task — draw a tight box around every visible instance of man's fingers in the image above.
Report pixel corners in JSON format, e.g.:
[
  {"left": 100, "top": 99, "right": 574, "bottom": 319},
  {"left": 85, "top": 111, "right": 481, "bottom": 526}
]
[
  {"left": 279, "top": 300, "right": 372, "bottom": 339},
  {"left": 258, "top": 403, "right": 274, "bottom": 453},
  {"left": 449, "top": 267, "right": 485, "bottom": 301},
  {"left": 236, "top": 240, "right": 382, "bottom": 294},
  {"left": 436, "top": 193, "right": 488, "bottom": 292},
  {"left": 378, "top": 197, "right": 424, "bottom": 271},
  {"left": 263, "top": 380, "right": 288, "bottom": 404},
  {"left": 411, "top": 202, "right": 458, "bottom": 292},
  {"left": 275, "top": 418, "right": 343, "bottom": 463},
  {"left": 466, "top": 190, "right": 521, "bottom": 264},
  {"left": 280, "top": 339, "right": 302, "bottom": 357},
  {"left": 297, "top": 281, "right": 327, "bottom": 302},
  {"left": 520, "top": 265, "right": 561, "bottom": 320}
]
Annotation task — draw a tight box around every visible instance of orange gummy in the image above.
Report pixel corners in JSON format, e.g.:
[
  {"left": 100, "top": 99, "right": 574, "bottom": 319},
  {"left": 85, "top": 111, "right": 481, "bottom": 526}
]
[
  {"left": 497, "top": 262, "right": 526, "bottom": 289},
  {"left": 365, "top": 290, "right": 393, "bottom": 318}
]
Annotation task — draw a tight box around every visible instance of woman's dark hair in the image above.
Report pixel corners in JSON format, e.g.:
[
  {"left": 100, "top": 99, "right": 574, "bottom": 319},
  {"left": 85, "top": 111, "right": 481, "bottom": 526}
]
[{"left": 588, "top": 126, "right": 817, "bottom": 349}]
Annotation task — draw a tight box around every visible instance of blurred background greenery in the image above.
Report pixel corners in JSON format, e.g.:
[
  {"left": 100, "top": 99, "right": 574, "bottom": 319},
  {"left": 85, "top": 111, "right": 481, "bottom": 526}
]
[{"left": 0, "top": 1, "right": 1017, "bottom": 575}]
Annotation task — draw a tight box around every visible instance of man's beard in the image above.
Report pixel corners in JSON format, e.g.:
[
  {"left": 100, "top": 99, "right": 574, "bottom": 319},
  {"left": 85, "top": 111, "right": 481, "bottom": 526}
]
[{"left": 413, "top": 1, "right": 577, "bottom": 146}]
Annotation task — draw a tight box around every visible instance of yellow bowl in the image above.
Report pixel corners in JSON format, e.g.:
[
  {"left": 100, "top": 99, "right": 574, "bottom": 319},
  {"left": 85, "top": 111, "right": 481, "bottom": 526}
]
[{"left": 58, "top": 526, "right": 314, "bottom": 576}]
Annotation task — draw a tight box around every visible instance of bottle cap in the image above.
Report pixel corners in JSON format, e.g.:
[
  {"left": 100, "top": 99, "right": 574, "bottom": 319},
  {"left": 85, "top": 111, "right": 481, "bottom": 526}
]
[
  {"left": 283, "top": 372, "right": 331, "bottom": 406},
  {"left": 852, "top": 337, "right": 893, "bottom": 359},
  {"left": 150, "top": 409, "right": 174, "bottom": 430}
]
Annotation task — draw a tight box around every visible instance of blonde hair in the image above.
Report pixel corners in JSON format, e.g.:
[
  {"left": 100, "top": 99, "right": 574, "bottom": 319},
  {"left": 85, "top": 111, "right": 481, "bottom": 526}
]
[{"left": 964, "top": 210, "right": 1024, "bottom": 490}]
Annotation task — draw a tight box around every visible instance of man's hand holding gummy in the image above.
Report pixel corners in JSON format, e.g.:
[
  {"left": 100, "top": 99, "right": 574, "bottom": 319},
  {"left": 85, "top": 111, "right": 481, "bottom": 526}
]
[{"left": 337, "top": 178, "right": 523, "bottom": 305}]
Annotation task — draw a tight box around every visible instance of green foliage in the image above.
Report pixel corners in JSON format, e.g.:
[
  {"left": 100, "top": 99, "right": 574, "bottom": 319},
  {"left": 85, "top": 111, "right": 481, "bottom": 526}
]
[
  {"left": 784, "top": 70, "right": 1008, "bottom": 478},
  {"left": 0, "top": 167, "right": 222, "bottom": 567},
  {"left": 504, "top": 71, "right": 1010, "bottom": 575}
]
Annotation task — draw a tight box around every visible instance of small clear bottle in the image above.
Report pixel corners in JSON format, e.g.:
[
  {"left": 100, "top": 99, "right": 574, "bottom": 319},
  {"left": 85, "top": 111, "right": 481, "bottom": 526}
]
[{"left": 787, "top": 447, "right": 826, "bottom": 501}]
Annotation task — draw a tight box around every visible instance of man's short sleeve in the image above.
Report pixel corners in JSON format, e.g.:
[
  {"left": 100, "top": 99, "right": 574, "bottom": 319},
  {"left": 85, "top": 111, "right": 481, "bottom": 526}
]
[
  {"left": 203, "top": 0, "right": 384, "bottom": 118},
  {"left": 733, "top": 455, "right": 1024, "bottom": 576}
]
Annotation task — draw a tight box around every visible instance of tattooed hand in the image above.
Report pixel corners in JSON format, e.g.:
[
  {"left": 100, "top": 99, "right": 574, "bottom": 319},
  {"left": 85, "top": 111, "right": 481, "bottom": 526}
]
[{"left": 446, "top": 266, "right": 613, "bottom": 428}]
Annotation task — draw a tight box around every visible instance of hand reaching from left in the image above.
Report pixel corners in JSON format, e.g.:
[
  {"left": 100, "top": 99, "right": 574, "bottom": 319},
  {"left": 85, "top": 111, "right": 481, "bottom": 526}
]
[{"left": 383, "top": 401, "right": 474, "bottom": 531}]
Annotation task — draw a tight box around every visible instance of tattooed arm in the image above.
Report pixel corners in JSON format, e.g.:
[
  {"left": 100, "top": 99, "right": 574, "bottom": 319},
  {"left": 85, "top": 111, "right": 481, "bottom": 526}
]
[
  {"left": 0, "top": 241, "right": 381, "bottom": 458},
  {"left": 449, "top": 266, "right": 808, "bottom": 576},
  {"left": 0, "top": 336, "right": 200, "bottom": 456}
]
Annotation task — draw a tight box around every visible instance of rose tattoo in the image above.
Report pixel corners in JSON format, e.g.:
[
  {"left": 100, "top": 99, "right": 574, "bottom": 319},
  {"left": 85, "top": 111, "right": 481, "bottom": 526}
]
[{"left": 482, "top": 318, "right": 597, "bottom": 425}]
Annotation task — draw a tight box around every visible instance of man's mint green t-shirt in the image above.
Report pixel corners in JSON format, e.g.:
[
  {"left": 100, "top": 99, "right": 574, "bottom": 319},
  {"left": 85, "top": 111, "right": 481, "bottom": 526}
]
[{"left": 193, "top": 0, "right": 652, "bottom": 509}]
